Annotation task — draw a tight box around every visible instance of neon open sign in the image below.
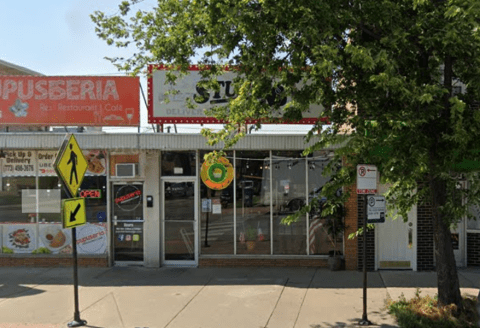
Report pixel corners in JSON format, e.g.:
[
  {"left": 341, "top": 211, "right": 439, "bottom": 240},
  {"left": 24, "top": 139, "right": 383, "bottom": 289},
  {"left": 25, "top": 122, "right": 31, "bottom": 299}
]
[{"left": 79, "top": 189, "right": 102, "bottom": 199}]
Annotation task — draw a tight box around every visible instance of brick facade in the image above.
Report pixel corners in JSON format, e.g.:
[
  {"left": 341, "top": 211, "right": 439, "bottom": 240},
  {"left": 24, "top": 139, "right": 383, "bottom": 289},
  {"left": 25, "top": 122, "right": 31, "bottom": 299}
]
[
  {"left": 467, "top": 233, "right": 480, "bottom": 266},
  {"left": 357, "top": 195, "right": 375, "bottom": 271},
  {"left": 344, "top": 184, "right": 358, "bottom": 270},
  {"left": 0, "top": 255, "right": 108, "bottom": 267},
  {"left": 416, "top": 202, "right": 435, "bottom": 271}
]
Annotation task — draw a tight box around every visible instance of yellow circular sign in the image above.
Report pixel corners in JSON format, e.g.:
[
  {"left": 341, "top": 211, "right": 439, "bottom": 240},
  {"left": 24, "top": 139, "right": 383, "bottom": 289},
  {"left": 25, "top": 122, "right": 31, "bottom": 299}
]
[{"left": 201, "top": 157, "right": 234, "bottom": 190}]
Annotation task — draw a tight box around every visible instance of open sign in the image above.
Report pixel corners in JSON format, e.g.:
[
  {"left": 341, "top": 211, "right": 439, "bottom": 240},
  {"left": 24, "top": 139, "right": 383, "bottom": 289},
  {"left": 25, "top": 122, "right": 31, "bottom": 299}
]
[{"left": 79, "top": 189, "right": 102, "bottom": 199}]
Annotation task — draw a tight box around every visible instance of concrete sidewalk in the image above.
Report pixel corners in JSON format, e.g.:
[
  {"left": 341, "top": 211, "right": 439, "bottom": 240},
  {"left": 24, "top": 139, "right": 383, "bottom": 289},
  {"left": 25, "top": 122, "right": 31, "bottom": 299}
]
[{"left": 0, "top": 266, "right": 478, "bottom": 328}]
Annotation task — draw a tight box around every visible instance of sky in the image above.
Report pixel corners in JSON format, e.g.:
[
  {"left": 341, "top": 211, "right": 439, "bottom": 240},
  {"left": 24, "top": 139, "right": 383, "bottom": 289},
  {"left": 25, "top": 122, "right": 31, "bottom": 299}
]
[{"left": 0, "top": 0, "right": 313, "bottom": 134}]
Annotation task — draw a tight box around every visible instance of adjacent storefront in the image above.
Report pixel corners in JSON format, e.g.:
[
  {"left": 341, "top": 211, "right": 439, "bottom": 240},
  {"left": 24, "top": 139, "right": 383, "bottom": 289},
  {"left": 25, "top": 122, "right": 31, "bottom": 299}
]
[
  {"left": 0, "top": 65, "right": 477, "bottom": 271},
  {"left": 0, "top": 133, "right": 345, "bottom": 268},
  {"left": 0, "top": 148, "right": 108, "bottom": 267}
]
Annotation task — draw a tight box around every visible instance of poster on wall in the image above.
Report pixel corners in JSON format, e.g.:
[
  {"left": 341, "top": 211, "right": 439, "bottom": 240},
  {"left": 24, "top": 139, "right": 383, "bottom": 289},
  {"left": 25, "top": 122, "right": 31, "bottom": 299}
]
[
  {"left": 0, "top": 76, "right": 140, "bottom": 126},
  {"left": 83, "top": 150, "right": 107, "bottom": 175},
  {"left": 3, "top": 224, "right": 37, "bottom": 253},
  {"left": 37, "top": 150, "right": 57, "bottom": 176},
  {"left": 75, "top": 223, "right": 108, "bottom": 254},
  {"left": 2, "top": 150, "right": 36, "bottom": 176},
  {"left": 38, "top": 223, "right": 72, "bottom": 254}
]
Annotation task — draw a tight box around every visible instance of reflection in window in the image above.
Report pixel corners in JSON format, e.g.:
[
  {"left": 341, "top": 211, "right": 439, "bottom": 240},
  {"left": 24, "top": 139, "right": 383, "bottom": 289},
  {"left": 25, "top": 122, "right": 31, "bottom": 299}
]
[
  {"left": 236, "top": 151, "right": 271, "bottom": 255},
  {"left": 271, "top": 153, "right": 306, "bottom": 255},
  {"left": 37, "top": 177, "right": 65, "bottom": 223},
  {"left": 80, "top": 176, "right": 107, "bottom": 223},
  {"left": 307, "top": 152, "right": 343, "bottom": 255},
  {"left": 200, "top": 151, "right": 234, "bottom": 255},
  {"left": 162, "top": 151, "right": 196, "bottom": 176},
  {"left": 0, "top": 177, "right": 36, "bottom": 223},
  {"left": 165, "top": 182, "right": 195, "bottom": 260}
]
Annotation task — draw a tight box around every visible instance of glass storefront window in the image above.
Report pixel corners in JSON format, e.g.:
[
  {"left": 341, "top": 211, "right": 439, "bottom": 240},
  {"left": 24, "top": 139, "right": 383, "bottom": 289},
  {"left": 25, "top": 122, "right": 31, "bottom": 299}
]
[
  {"left": 37, "top": 177, "right": 65, "bottom": 223},
  {"left": 200, "top": 151, "right": 234, "bottom": 255},
  {"left": 80, "top": 176, "right": 107, "bottom": 223},
  {"left": 113, "top": 184, "right": 144, "bottom": 261},
  {"left": 236, "top": 151, "right": 271, "bottom": 255},
  {"left": 307, "top": 152, "right": 343, "bottom": 255},
  {"left": 162, "top": 151, "right": 196, "bottom": 176},
  {"left": 0, "top": 150, "right": 109, "bottom": 256},
  {"left": 0, "top": 177, "right": 36, "bottom": 223},
  {"left": 271, "top": 151, "right": 306, "bottom": 255}
]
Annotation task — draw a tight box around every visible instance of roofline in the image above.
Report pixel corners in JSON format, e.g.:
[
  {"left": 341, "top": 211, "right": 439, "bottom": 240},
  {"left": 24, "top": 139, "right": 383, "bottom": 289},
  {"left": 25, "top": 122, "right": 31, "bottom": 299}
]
[
  {"left": 0, "top": 59, "right": 44, "bottom": 76},
  {"left": 0, "top": 133, "right": 343, "bottom": 151}
]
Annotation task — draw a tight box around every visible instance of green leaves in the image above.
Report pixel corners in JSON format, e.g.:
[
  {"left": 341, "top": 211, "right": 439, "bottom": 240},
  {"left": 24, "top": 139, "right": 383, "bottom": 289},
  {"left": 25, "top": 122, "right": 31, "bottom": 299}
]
[{"left": 91, "top": 0, "right": 480, "bottom": 225}]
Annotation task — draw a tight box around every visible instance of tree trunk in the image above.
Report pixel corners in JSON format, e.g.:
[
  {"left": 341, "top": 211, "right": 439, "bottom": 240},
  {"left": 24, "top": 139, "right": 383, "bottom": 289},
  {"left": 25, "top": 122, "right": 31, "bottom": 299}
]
[{"left": 430, "top": 176, "right": 462, "bottom": 308}]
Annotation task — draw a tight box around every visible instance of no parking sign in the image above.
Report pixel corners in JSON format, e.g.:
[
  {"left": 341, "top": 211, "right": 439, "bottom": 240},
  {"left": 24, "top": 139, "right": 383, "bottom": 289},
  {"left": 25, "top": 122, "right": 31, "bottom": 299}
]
[{"left": 356, "top": 164, "right": 377, "bottom": 194}]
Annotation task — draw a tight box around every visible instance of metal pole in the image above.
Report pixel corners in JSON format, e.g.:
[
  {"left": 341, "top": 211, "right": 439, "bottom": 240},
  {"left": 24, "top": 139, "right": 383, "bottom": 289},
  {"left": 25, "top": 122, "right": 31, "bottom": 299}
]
[
  {"left": 68, "top": 227, "right": 87, "bottom": 327},
  {"left": 204, "top": 188, "right": 211, "bottom": 247},
  {"left": 359, "top": 194, "right": 372, "bottom": 326}
]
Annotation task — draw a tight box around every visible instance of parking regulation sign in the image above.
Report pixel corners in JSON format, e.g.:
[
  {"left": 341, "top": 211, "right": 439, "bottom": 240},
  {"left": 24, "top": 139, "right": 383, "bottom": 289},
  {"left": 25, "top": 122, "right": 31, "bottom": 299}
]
[
  {"left": 367, "top": 195, "right": 386, "bottom": 223},
  {"left": 356, "top": 164, "right": 377, "bottom": 194}
]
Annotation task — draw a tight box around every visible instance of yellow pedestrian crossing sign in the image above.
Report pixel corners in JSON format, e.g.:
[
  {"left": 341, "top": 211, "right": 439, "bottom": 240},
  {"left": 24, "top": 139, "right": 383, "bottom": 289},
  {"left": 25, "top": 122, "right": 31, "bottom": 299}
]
[
  {"left": 54, "top": 134, "right": 88, "bottom": 198},
  {"left": 62, "top": 198, "right": 86, "bottom": 229}
]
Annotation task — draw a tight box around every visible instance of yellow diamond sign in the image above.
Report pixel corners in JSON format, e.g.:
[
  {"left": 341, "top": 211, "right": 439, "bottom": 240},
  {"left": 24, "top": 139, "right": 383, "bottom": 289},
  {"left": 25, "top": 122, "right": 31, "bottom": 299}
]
[
  {"left": 62, "top": 197, "right": 86, "bottom": 229},
  {"left": 54, "top": 134, "right": 88, "bottom": 198}
]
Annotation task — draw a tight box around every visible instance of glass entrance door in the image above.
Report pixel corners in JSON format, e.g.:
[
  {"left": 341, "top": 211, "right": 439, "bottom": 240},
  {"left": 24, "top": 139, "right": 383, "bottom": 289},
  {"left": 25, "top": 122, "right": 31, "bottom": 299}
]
[
  {"left": 112, "top": 183, "right": 144, "bottom": 264},
  {"left": 162, "top": 179, "right": 197, "bottom": 266}
]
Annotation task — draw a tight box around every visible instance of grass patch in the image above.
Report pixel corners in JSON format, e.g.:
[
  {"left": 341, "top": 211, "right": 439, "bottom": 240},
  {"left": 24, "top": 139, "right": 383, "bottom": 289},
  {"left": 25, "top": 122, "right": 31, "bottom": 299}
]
[{"left": 387, "top": 288, "right": 478, "bottom": 328}]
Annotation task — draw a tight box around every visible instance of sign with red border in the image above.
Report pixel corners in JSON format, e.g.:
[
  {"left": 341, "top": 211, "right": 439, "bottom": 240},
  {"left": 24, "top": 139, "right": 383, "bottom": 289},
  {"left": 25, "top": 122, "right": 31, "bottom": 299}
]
[
  {"left": 148, "top": 65, "right": 327, "bottom": 124},
  {"left": 356, "top": 164, "right": 377, "bottom": 194},
  {"left": 0, "top": 76, "right": 139, "bottom": 126}
]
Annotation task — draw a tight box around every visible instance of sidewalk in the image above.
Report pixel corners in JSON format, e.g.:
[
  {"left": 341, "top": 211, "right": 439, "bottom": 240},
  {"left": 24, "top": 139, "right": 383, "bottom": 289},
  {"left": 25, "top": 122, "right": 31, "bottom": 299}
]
[{"left": 0, "top": 266, "right": 478, "bottom": 328}]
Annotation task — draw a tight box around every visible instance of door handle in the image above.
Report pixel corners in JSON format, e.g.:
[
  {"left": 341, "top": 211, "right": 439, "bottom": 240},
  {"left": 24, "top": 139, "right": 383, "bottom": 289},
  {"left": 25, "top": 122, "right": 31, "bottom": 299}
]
[{"left": 408, "top": 228, "right": 413, "bottom": 248}]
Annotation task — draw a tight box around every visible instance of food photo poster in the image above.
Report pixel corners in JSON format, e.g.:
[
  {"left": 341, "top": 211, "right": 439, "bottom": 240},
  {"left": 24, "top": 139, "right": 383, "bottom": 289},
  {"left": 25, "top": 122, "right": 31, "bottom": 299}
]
[{"left": 2, "top": 223, "right": 108, "bottom": 254}]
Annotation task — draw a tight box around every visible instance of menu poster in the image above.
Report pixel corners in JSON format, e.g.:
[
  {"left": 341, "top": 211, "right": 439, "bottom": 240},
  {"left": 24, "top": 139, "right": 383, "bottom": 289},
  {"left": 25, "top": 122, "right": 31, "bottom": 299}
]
[
  {"left": 76, "top": 223, "right": 107, "bottom": 254},
  {"left": 2, "top": 150, "right": 37, "bottom": 176},
  {"left": 37, "top": 151, "right": 58, "bottom": 176},
  {"left": 3, "top": 224, "right": 37, "bottom": 253},
  {"left": 38, "top": 224, "right": 72, "bottom": 254},
  {"left": 83, "top": 150, "right": 107, "bottom": 175}
]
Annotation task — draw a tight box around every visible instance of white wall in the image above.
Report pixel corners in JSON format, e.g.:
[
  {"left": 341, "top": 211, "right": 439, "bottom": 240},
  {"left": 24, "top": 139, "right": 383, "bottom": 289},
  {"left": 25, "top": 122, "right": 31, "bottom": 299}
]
[{"left": 143, "top": 150, "right": 160, "bottom": 267}]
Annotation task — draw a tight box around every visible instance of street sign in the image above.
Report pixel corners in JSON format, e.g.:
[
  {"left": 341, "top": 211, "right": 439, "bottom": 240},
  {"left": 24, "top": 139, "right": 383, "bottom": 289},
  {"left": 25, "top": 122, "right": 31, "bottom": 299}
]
[
  {"left": 54, "top": 134, "right": 88, "bottom": 198},
  {"left": 356, "top": 164, "right": 377, "bottom": 194},
  {"left": 62, "top": 198, "right": 87, "bottom": 229},
  {"left": 367, "top": 195, "right": 386, "bottom": 223}
]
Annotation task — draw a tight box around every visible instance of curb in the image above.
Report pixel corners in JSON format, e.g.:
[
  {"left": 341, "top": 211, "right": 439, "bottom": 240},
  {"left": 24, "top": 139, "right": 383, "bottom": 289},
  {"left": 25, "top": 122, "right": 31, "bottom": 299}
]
[{"left": 477, "top": 290, "right": 480, "bottom": 328}]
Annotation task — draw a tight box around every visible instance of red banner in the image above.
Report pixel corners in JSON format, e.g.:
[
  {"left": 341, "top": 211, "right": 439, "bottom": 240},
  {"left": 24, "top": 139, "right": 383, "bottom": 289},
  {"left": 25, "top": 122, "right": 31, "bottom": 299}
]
[{"left": 0, "top": 76, "right": 139, "bottom": 126}]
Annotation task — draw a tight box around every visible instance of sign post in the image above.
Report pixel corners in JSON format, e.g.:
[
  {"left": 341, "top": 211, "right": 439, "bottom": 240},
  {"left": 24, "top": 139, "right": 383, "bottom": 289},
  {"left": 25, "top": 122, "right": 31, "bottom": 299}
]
[
  {"left": 367, "top": 196, "right": 386, "bottom": 223},
  {"left": 55, "top": 134, "right": 88, "bottom": 327},
  {"left": 356, "top": 164, "right": 377, "bottom": 326}
]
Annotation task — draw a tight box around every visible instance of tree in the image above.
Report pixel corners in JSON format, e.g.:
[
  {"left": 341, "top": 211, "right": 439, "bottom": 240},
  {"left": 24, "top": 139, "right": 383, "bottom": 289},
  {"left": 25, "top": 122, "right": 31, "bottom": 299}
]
[{"left": 91, "top": 0, "right": 480, "bottom": 309}]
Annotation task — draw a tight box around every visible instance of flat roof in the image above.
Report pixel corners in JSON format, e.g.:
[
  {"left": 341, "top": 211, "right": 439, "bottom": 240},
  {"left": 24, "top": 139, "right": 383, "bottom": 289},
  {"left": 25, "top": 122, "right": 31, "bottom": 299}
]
[
  {"left": 0, "top": 133, "right": 341, "bottom": 151},
  {"left": 0, "top": 59, "right": 43, "bottom": 76}
]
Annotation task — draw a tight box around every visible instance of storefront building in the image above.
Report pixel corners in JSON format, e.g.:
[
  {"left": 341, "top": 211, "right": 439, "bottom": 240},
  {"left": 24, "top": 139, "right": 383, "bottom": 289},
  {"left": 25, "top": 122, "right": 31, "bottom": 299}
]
[
  {"left": 0, "top": 133, "right": 348, "bottom": 268},
  {"left": 1, "top": 61, "right": 479, "bottom": 271}
]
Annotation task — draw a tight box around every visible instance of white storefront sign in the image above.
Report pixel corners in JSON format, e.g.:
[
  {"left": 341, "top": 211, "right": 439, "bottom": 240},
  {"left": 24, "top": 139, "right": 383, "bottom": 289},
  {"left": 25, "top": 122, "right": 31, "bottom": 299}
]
[
  {"left": 356, "top": 164, "right": 377, "bottom": 194},
  {"left": 150, "top": 67, "right": 324, "bottom": 123}
]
